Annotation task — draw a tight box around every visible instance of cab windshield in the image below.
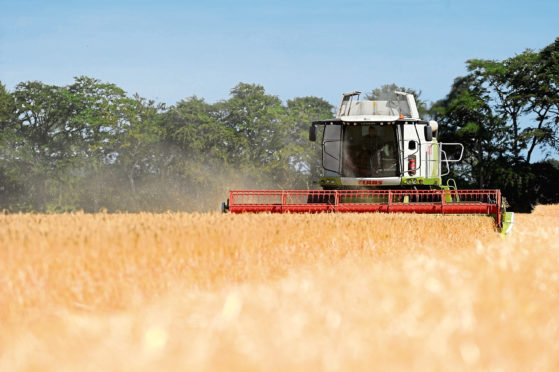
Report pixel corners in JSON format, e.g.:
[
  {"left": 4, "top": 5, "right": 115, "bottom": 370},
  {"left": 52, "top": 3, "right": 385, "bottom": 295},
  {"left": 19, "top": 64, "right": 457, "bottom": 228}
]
[{"left": 342, "top": 125, "right": 399, "bottom": 177}]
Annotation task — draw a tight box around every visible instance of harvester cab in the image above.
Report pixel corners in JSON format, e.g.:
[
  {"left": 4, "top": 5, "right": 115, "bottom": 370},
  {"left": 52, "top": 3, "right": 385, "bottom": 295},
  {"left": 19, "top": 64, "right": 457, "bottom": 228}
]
[
  {"left": 309, "top": 91, "right": 463, "bottom": 190},
  {"left": 223, "top": 91, "right": 514, "bottom": 235}
]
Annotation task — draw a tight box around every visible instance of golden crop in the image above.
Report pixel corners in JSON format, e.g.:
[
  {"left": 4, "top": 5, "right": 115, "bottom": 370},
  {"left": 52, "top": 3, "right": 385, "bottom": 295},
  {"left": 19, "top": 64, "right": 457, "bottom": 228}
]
[{"left": 1, "top": 207, "right": 558, "bottom": 371}]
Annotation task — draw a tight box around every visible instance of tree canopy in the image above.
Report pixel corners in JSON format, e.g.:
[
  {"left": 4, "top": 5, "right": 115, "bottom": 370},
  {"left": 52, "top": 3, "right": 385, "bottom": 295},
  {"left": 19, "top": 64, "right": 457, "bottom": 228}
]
[
  {"left": 0, "top": 79, "right": 333, "bottom": 212},
  {"left": 431, "top": 37, "right": 559, "bottom": 211}
]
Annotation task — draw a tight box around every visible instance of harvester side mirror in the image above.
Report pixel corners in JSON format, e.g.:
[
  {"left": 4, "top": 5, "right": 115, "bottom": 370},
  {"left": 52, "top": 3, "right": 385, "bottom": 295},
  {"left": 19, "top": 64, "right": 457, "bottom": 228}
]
[
  {"left": 424, "top": 125, "right": 433, "bottom": 141},
  {"left": 408, "top": 140, "right": 416, "bottom": 150},
  {"left": 309, "top": 125, "right": 317, "bottom": 142}
]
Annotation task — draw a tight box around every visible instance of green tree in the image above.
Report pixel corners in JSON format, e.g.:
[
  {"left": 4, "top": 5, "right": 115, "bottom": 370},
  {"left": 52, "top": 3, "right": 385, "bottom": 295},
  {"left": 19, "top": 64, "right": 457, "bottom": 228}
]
[
  {"left": 158, "top": 96, "right": 229, "bottom": 211},
  {"left": 64, "top": 76, "right": 132, "bottom": 211},
  {"left": 431, "top": 75, "right": 507, "bottom": 188},
  {"left": 466, "top": 40, "right": 559, "bottom": 164},
  {"left": 0, "top": 76, "right": 165, "bottom": 212},
  {"left": 284, "top": 96, "right": 334, "bottom": 188},
  {"left": 521, "top": 39, "right": 559, "bottom": 162},
  {"left": 0, "top": 82, "right": 22, "bottom": 210},
  {"left": 163, "top": 96, "right": 227, "bottom": 161},
  {"left": 465, "top": 40, "right": 559, "bottom": 165},
  {"left": 111, "top": 94, "right": 167, "bottom": 211},
  {"left": 219, "top": 83, "right": 287, "bottom": 186},
  {"left": 8, "top": 80, "right": 78, "bottom": 211},
  {"left": 433, "top": 38, "right": 559, "bottom": 211},
  {"left": 467, "top": 58, "right": 528, "bottom": 161}
]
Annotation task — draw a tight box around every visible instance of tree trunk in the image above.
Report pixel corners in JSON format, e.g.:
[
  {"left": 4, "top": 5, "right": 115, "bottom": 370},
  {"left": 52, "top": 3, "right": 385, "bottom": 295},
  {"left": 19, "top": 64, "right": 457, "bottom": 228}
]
[
  {"left": 478, "top": 139, "right": 484, "bottom": 188},
  {"left": 128, "top": 167, "right": 136, "bottom": 195},
  {"left": 526, "top": 129, "right": 540, "bottom": 164},
  {"left": 511, "top": 112, "right": 519, "bottom": 160},
  {"left": 526, "top": 108, "right": 549, "bottom": 164}
]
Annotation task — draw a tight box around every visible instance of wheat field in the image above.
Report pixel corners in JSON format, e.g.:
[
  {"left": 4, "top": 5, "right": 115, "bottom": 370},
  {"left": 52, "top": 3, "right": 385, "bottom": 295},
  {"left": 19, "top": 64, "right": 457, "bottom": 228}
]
[{"left": 1, "top": 206, "right": 559, "bottom": 371}]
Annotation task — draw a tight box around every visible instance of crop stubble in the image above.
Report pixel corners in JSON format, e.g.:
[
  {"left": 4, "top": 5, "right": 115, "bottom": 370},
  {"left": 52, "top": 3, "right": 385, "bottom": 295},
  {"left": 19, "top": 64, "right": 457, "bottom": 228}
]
[{"left": 1, "top": 206, "right": 558, "bottom": 371}]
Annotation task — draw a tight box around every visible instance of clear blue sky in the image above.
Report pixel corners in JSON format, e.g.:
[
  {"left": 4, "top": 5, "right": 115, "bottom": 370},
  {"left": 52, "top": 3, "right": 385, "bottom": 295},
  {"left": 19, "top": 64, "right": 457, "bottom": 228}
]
[{"left": 1, "top": 0, "right": 558, "bottom": 107}]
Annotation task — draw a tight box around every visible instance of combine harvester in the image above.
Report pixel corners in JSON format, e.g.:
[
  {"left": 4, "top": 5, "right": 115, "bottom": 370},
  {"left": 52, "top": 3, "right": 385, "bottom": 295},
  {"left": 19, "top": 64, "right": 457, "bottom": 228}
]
[{"left": 222, "top": 91, "right": 514, "bottom": 234}]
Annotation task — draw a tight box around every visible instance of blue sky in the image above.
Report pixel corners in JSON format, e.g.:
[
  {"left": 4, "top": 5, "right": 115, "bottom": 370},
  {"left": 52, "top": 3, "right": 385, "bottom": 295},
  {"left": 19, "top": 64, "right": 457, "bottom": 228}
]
[{"left": 1, "top": 0, "right": 558, "bottom": 107}]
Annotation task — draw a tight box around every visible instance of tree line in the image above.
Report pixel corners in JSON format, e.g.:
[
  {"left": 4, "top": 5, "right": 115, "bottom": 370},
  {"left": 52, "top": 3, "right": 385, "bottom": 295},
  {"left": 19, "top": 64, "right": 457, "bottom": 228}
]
[
  {"left": 0, "top": 38, "right": 557, "bottom": 212},
  {"left": 432, "top": 37, "right": 559, "bottom": 211},
  {"left": 0, "top": 78, "right": 333, "bottom": 212}
]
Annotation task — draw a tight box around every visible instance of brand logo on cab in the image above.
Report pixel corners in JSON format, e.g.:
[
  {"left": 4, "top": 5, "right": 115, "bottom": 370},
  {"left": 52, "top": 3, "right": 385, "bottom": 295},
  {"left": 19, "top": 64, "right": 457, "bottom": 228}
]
[{"left": 358, "top": 180, "right": 383, "bottom": 185}]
